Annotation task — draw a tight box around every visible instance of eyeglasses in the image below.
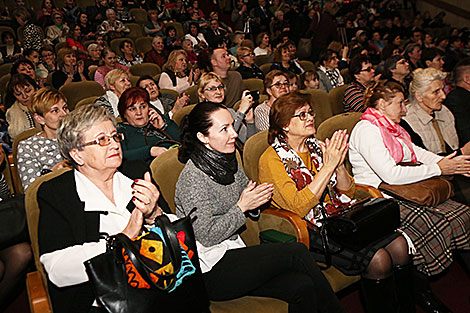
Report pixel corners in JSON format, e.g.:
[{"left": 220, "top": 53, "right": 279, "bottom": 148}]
[
  {"left": 203, "top": 85, "right": 224, "bottom": 92},
  {"left": 241, "top": 52, "right": 254, "bottom": 58},
  {"left": 360, "top": 67, "right": 374, "bottom": 72},
  {"left": 292, "top": 110, "right": 316, "bottom": 121},
  {"left": 42, "top": 53, "right": 54, "bottom": 57},
  {"left": 269, "top": 81, "right": 289, "bottom": 88},
  {"left": 81, "top": 133, "right": 124, "bottom": 148}
]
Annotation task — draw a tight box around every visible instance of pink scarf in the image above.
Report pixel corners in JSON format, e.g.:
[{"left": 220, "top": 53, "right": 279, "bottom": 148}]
[{"left": 361, "top": 107, "right": 417, "bottom": 163}]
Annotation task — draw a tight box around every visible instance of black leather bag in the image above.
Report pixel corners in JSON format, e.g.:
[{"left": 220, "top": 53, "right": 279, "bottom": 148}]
[
  {"left": 84, "top": 214, "right": 210, "bottom": 313},
  {"left": 317, "top": 197, "right": 400, "bottom": 268}
]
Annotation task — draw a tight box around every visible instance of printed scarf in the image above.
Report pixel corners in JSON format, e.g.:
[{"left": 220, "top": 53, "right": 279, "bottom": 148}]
[{"left": 272, "top": 137, "right": 351, "bottom": 226}]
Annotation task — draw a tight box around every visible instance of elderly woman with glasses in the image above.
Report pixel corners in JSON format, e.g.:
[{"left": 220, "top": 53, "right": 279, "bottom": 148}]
[
  {"left": 383, "top": 55, "right": 410, "bottom": 97},
  {"left": 254, "top": 70, "right": 289, "bottom": 131},
  {"left": 235, "top": 47, "right": 264, "bottom": 80},
  {"left": 38, "top": 103, "right": 167, "bottom": 313},
  {"left": 258, "top": 91, "right": 410, "bottom": 313},
  {"left": 198, "top": 72, "right": 255, "bottom": 143},
  {"left": 45, "top": 12, "right": 70, "bottom": 46}
]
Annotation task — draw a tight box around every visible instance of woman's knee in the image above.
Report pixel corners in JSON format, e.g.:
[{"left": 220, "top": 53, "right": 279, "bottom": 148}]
[
  {"left": 364, "top": 248, "right": 393, "bottom": 279},
  {"left": 385, "top": 236, "right": 410, "bottom": 265}
]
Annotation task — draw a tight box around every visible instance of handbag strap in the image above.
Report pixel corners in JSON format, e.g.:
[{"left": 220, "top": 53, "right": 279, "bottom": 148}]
[
  {"left": 317, "top": 189, "right": 332, "bottom": 269},
  {"left": 113, "top": 220, "right": 182, "bottom": 290},
  {"left": 155, "top": 214, "right": 183, "bottom": 275}
]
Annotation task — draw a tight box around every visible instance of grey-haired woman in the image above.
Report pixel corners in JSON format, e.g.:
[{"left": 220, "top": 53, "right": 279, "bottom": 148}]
[{"left": 37, "top": 104, "right": 165, "bottom": 313}]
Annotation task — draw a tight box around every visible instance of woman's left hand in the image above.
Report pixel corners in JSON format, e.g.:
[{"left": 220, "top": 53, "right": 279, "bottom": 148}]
[
  {"left": 132, "top": 172, "right": 162, "bottom": 225},
  {"left": 320, "top": 129, "right": 349, "bottom": 170},
  {"left": 149, "top": 108, "right": 165, "bottom": 129}
]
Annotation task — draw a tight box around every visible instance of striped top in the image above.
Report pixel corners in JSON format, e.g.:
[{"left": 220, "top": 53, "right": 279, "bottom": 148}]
[{"left": 343, "top": 81, "right": 366, "bottom": 113}]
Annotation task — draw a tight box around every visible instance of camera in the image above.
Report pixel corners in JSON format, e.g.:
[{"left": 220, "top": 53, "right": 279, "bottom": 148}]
[{"left": 249, "top": 90, "right": 260, "bottom": 101}]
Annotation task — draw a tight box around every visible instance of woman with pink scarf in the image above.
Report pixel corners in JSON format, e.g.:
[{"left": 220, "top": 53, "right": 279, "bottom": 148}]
[{"left": 349, "top": 81, "right": 470, "bottom": 313}]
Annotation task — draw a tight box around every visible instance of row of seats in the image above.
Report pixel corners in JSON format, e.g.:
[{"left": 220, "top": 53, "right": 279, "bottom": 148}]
[{"left": 23, "top": 110, "right": 381, "bottom": 312}]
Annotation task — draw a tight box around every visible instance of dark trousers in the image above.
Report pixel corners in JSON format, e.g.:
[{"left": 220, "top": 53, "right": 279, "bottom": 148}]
[{"left": 202, "top": 242, "right": 345, "bottom": 313}]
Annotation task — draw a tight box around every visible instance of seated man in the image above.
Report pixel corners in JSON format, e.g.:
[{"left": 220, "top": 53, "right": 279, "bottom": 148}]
[
  {"left": 444, "top": 58, "right": 470, "bottom": 145},
  {"left": 209, "top": 48, "right": 244, "bottom": 107},
  {"left": 137, "top": 75, "right": 189, "bottom": 118},
  {"left": 343, "top": 54, "right": 375, "bottom": 112}
]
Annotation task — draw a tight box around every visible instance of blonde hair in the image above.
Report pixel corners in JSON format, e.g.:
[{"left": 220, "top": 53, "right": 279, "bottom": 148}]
[
  {"left": 165, "top": 49, "right": 188, "bottom": 72},
  {"left": 104, "top": 68, "right": 129, "bottom": 90},
  {"left": 29, "top": 87, "right": 67, "bottom": 116},
  {"left": 409, "top": 68, "right": 446, "bottom": 104},
  {"left": 197, "top": 72, "right": 223, "bottom": 101}
]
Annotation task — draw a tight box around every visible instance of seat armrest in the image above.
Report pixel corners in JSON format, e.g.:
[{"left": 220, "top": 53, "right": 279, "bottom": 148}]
[
  {"left": 26, "top": 271, "right": 52, "bottom": 313},
  {"left": 259, "top": 207, "right": 309, "bottom": 248},
  {"left": 356, "top": 184, "right": 382, "bottom": 198}
]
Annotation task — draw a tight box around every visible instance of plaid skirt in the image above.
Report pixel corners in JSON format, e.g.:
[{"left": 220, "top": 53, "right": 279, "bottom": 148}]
[{"left": 399, "top": 199, "right": 470, "bottom": 276}]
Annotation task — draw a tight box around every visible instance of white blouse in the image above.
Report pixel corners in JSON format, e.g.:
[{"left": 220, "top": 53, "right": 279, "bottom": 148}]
[{"left": 349, "top": 120, "right": 443, "bottom": 188}]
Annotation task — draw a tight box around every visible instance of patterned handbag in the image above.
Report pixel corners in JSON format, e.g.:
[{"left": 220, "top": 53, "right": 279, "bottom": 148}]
[{"left": 84, "top": 214, "right": 210, "bottom": 313}]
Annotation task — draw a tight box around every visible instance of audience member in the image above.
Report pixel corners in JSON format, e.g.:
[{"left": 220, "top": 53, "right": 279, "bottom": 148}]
[
  {"left": 94, "top": 47, "right": 129, "bottom": 89},
  {"left": 198, "top": 72, "right": 256, "bottom": 143},
  {"left": 255, "top": 70, "right": 289, "bottom": 131},
  {"left": 184, "top": 22, "right": 208, "bottom": 54},
  {"left": 159, "top": 49, "right": 199, "bottom": 94},
  {"left": 317, "top": 49, "right": 344, "bottom": 92},
  {"left": 344, "top": 55, "right": 375, "bottom": 112},
  {"left": 0, "top": 31, "right": 22, "bottom": 64},
  {"left": 14, "top": 8, "right": 44, "bottom": 51},
  {"left": 181, "top": 39, "right": 197, "bottom": 64},
  {"left": 137, "top": 75, "right": 189, "bottom": 118},
  {"left": 97, "top": 8, "right": 130, "bottom": 41},
  {"left": 52, "top": 47, "right": 87, "bottom": 89},
  {"left": 65, "top": 24, "right": 88, "bottom": 59},
  {"left": 270, "top": 44, "right": 303, "bottom": 75},
  {"left": 253, "top": 32, "right": 272, "bottom": 56},
  {"left": 117, "top": 87, "right": 180, "bottom": 163},
  {"left": 165, "top": 26, "right": 182, "bottom": 52},
  {"left": 299, "top": 70, "right": 319, "bottom": 90},
  {"left": 77, "top": 12, "right": 95, "bottom": 40},
  {"left": 17, "top": 87, "right": 70, "bottom": 190},
  {"left": 445, "top": 58, "right": 470, "bottom": 145},
  {"left": 94, "top": 68, "right": 131, "bottom": 117},
  {"left": 117, "top": 39, "right": 143, "bottom": 67},
  {"left": 61, "top": 0, "right": 80, "bottom": 25},
  {"left": 210, "top": 48, "right": 244, "bottom": 107},
  {"left": 144, "top": 36, "right": 168, "bottom": 68},
  {"left": 383, "top": 55, "right": 410, "bottom": 96},
  {"left": 144, "top": 9, "right": 164, "bottom": 37},
  {"left": 45, "top": 12, "right": 69, "bottom": 46},
  {"left": 404, "top": 43, "right": 422, "bottom": 72},
  {"left": 5, "top": 74, "right": 39, "bottom": 140},
  {"left": 236, "top": 47, "right": 264, "bottom": 80}
]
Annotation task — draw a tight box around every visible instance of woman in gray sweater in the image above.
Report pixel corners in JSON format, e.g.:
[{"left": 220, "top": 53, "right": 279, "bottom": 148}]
[{"left": 175, "top": 101, "right": 345, "bottom": 313}]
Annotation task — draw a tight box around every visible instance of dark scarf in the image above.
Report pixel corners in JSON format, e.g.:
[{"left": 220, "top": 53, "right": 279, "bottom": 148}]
[{"left": 190, "top": 143, "right": 238, "bottom": 185}]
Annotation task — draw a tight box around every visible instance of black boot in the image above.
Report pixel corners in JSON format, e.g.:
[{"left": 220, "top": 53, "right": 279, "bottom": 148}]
[
  {"left": 413, "top": 269, "right": 452, "bottom": 313},
  {"left": 360, "top": 276, "right": 398, "bottom": 313},
  {"left": 394, "top": 263, "right": 416, "bottom": 313}
]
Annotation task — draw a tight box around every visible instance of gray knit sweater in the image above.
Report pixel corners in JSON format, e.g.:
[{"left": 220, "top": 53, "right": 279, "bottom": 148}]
[{"left": 175, "top": 159, "right": 248, "bottom": 247}]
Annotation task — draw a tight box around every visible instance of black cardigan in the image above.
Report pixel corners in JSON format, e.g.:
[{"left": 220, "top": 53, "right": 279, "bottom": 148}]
[{"left": 38, "top": 160, "right": 169, "bottom": 313}]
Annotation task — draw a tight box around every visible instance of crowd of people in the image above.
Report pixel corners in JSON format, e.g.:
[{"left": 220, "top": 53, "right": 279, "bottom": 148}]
[{"left": 0, "top": 0, "right": 469, "bottom": 312}]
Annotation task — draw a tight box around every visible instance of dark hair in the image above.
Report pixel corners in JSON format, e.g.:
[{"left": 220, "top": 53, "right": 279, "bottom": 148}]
[
  {"left": 404, "top": 43, "right": 420, "bottom": 57},
  {"left": 10, "top": 58, "right": 35, "bottom": 75},
  {"left": 188, "top": 22, "right": 199, "bottom": 34},
  {"left": 1, "top": 31, "right": 15, "bottom": 43},
  {"left": 5, "top": 74, "right": 38, "bottom": 109},
  {"left": 136, "top": 75, "right": 158, "bottom": 87},
  {"left": 318, "top": 49, "right": 337, "bottom": 66},
  {"left": 421, "top": 48, "right": 443, "bottom": 66},
  {"left": 272, "top": 44, "right": 289, "bottom": 63},
  {"left": 383, "top": 55, "right": 405, "bottom": 79},
  {"left": 119, "top": 39, "right": 133, "bottom": 51},
  {"left": 165, "top": 25, "right": 176, "bottom": 37},
  {"left": 268, "top": 91, "right": 313, "bottom": 144},
  {"left": 178, "top": 101, "right": 226, "bottom": 163},
  {"left": 23, "top": 48, "right": 39, "bottom": 58},
  {"left": 117, "top": 87, "right": 150, "bottom": 119},
  {"left": 349, "top": 54, "right": 371, "bottom": 82},
  {"left": 452, "top": 57, "right": 470, "bottom": 84}
]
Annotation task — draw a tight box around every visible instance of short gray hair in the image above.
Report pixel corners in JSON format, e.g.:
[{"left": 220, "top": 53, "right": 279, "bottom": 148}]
[
  {"left": 87, "top": 43, "right": 98, "bottom": 53},
  {"left": 152, "top": 36, "right": 163, "bottom": 44},
  {"left": 409, "top": 68, "right": 446, "bottom": 104},
  {"left": 57, "top": 103, "right": 116, "bottom": 168}
]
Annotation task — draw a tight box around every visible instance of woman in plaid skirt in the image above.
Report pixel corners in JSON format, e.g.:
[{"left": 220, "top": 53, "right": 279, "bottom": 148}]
[{"left": 350, "top": 81, "right": 470, "bottom": 313}]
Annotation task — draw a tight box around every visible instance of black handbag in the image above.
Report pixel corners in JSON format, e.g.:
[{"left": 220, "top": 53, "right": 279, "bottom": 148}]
[
  {"left": 316, "top": 194, "right": 400, "bottom": 268},
  {"left": 84, "top": 214, "right": 210, "bottom": 313},
  {"left": 0, "top": 194, "right": 29, "bottom": 250}
]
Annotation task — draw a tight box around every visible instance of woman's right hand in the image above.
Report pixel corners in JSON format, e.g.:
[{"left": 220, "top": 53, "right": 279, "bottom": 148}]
[
  {"left": 437, "top": 151, "right": 470, "bottom": 176},
  {"left": 321, "top": 130, "right": 349, "bottom": 171},
  {"left": 237, "top": 181, "right": 273, "bottom": 212}
]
